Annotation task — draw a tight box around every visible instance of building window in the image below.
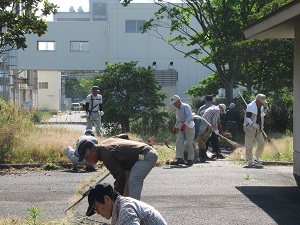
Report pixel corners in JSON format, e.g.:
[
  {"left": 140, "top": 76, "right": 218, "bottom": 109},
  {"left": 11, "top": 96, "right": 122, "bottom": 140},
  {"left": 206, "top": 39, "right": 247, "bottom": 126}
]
[
  {"left": 37, "top": 41, "right": 55, "bottom": 51},
  {"left": 70, "top": 41, "right": 89, "bottom": 51},
  {"left": 39, "top": 82, "right": 48, "bottom": 89},
  {"left": 125, "top": 20, "right": 145, "bottom": 33}
]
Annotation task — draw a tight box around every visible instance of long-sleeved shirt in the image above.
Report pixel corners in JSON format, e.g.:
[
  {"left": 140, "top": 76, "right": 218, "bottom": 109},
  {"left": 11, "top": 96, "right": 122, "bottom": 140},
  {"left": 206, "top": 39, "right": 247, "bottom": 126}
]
[
  {"left": 174, "top": 102, "right": 193, "bottom": 128},
  {"left": 197, "top": 103, "right": 214, "bottom": 116},
  {"left": 202, "top": 105, "right": 220, "bottom": 133},
  {"left": 96, "top": 134, "right": 151, "bottom": 195},
  {"left": 111, "top": 196, "right": 168, "bottom": 225}
]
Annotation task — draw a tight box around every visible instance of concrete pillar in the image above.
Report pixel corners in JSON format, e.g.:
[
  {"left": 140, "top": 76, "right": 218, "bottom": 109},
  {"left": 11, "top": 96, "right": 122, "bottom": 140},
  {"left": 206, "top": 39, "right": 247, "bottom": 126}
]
[{"left": 293, "top": 18, "right": 300, "bottom": 185}]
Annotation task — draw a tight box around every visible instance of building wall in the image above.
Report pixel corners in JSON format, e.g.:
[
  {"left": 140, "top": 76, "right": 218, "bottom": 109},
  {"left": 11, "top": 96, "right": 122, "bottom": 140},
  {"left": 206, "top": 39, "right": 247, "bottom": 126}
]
[
  {"left": 37, "top": 71, "right": 61, "bottom": 110},
  {"left": 16, "top": 22, "right": 107, "bottom": 71},
  {"left": 15, "top": 1, "right": 212, "bottom": 109}
]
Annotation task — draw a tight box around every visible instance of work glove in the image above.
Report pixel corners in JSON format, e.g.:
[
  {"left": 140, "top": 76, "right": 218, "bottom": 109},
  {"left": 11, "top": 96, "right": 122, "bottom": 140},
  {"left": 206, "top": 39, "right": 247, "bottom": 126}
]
[
  {"left": 214, "top": 130, "right": 219, "bottom": 135},
  {"left": 181, "top": 123, "right": 187, "bottom": 132},
  {"left": 147, "top": 139, "right": 155, "bottom": 146},
  {"left": 86, "top": 112, "right": 90, "bottom": 118},
  {"left": 218, "top": 124, "right": 223, "bottom": 130},
  {"left": 171, "top": 128, "right": 177, "bottom": 134},
  {"left": 252, "top": 123, "right": 259, "bottom": 129},
  {"left": 100, "top": 111, "right": 104, "bottom": 116}
]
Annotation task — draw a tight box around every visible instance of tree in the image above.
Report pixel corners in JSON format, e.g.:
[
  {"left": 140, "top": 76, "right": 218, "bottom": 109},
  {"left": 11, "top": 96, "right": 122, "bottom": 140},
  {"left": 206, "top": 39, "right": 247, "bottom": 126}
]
[
  {"left": 0, "top": 0, "right": 58, "bottom": 53},
  {"left": 65, "top": 77, "right": 94, "bottom": 102},
  {"left": 95, "top": 61, "right": 167, "bottom": 133},
  {"left": 121, "top": 0, "right": 292, "bottom": 104},
  {"left": 236, "top": 38, "right": 293, "bottom": 94},
  {"left": 185, "top": 73, "right": 222, "bottom": 98}
]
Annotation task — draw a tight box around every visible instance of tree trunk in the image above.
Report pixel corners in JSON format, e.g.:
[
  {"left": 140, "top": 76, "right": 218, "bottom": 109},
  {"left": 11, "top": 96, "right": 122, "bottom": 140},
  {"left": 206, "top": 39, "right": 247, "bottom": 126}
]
[
  {"left": 224, "top": 78, "right": 234, "bottom": 105},
  {"left": 121, "top": 119, "right": 130, "bottom": 133}
]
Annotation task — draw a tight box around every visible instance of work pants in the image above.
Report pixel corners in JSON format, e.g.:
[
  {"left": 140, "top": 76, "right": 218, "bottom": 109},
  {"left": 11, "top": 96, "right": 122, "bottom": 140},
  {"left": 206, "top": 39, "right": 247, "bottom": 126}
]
[
  {"left": 86, "top": 111, "right": 101, "bottom": 135},
  {"left": 124, "top": 147, "right": 158, "bottom": 200},
  {"left": 245, "top": 129, "right": 265, "bottom": 161},
  {"left": 175, "top": 126, "right": 195, "bottom": 161}
]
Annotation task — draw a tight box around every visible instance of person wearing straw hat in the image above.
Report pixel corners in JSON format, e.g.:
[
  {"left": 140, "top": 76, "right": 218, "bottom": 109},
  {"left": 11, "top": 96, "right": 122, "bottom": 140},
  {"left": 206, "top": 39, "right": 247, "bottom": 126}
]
[{"left": 243, "top": 94, "right": 267, "bottom": 167}]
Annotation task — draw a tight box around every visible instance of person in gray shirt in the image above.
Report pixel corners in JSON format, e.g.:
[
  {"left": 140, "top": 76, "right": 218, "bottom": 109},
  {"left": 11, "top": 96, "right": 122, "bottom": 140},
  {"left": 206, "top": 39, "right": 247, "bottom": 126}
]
[
  {"left": 197, "top": 95, "right": 214, "bottom": 116},
  {"left": 85, "top": 183, "right": 168, "bottom": 225}
]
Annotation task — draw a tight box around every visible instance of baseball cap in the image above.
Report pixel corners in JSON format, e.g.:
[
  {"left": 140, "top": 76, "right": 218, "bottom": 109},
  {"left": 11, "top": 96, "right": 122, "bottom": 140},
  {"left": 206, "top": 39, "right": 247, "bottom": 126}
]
[
  {"left": 229, "top": 103, "right": 235, "bottom": 109},
  {"left": 85, "top": 129, "right": 95, "bottom": 137},
  {"left": 256, "top": 94, "right": 267, "bottom": 104},
  {"left": 219, "top": 103, "right": 226, "bottom": 112},
  {"left": 170, "top": 95, "right": 180, "bottom": 104},
  {"left": 205, "top": 95, "right": 213, "bottom": 101},
  {"left": 78, "top": 140, "right": 96, "bottom": 162},
  {"left": 92, "top": 86, "right": 100, "bottom": 92},
  {"left": 86, "top": 183, "right": 114, "bottom": 216}
]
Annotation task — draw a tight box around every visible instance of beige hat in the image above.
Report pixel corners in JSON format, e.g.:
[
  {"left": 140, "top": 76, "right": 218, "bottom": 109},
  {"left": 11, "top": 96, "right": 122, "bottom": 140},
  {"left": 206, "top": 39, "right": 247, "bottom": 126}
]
[
  {"left": 256, "top": 94, "right": 267, "bottom": 104},
  {"left": 170, "top": 95, "right": 181, "bottom": 104}
]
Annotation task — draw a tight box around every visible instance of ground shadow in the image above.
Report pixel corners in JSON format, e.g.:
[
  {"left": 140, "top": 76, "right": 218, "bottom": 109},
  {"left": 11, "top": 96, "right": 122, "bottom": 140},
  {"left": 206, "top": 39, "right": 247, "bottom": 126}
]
[{"left": 236, "top": 186, "right": 300, "bottom": 225}]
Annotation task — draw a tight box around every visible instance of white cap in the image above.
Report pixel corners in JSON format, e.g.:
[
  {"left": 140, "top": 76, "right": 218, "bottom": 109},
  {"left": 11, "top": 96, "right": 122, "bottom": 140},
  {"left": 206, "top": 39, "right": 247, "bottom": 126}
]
[
  {"left": 229, "top": 103, "right": 235, "bottom": 109},
  {"left": 219, "top": 104, "right": 226, "bottom": 112},
  {"left": 170, "top": 95, "right": 181, "bottom": 104}
]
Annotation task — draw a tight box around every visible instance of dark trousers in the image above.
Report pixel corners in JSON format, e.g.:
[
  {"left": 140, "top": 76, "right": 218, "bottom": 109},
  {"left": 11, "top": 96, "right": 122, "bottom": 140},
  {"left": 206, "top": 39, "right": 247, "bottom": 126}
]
[
  {"left": 226, "top": 122, "right": 238, "bottom": 141},
  {"left": 206, "top": 132, "right": 221, "bottom": 155}
]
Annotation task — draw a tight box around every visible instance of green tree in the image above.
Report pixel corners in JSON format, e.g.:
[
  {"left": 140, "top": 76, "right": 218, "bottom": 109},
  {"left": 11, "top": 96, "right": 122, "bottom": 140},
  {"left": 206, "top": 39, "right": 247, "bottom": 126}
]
[
  {"left": 65, "top": 77, "right": 94, "bottom": 102},
  {"left": 0, "top": 0, "right": 58, "bottom": 53},
  {"left": 236, "top": 38, "right": 293, "bottom": 93},
  {"left": 95, "top": 61, "right": 167, "bottom": 133},
  {"left": 121, "top": 0, "right": 292, "bottom": 103},
  {"left": 185, "top": 73, "right": 222, "bottom": 98}
]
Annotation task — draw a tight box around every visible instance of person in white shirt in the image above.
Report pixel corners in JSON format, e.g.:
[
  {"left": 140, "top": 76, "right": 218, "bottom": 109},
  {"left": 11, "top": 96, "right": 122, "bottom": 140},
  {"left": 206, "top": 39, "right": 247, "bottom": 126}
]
[
  {"left": 244, "top": 94, "right": 267, "bottom": 167},
  {"left": 169, "top": 95, "right": 195, "bottom": 166},
  {"left": 85, "top": 86, "right": 104, "bottom": 136}
]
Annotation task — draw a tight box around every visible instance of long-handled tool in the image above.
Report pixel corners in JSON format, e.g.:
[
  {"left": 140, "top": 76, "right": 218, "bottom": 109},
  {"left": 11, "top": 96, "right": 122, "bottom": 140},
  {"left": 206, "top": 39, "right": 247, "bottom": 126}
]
[
  {"left": 165, "top": 133, "right": 175, "bottom": 148},
  {"left": 262, "top": 130, "right": 282, "bottom": 157},
  {"left": 219, "top": 134, "right": 242, "bottom": 149},
  {"left": 65, "top": 170, "right": 111, "bottom": 213}
]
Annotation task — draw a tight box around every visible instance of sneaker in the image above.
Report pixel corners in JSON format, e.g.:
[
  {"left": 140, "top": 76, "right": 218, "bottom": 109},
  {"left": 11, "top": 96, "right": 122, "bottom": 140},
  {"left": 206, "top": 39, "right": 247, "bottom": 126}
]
[
  {"left": 248, "top": 160, "right": 255, "bottom": 167},
  {"left": 185, "top": 160, "right": 193, "bottom": 166},
  {"left": 253, "top": 158, "right": 262, "bottom": 165},
  {"left": 170, "top": 158, "right": 185, "bottom": 165}
]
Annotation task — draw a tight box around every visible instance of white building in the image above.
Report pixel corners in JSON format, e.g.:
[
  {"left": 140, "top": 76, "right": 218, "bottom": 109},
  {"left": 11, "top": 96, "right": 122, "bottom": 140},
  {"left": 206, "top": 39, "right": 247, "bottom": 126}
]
[{"left": 13, "top": 0, "right": 211, "bottom": 110}]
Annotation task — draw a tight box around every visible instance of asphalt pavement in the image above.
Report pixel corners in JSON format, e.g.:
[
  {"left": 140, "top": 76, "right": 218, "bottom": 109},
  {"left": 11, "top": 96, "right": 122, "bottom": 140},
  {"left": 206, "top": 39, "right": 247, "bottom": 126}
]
[
  {"left": 1, "top": 160, "right": 299, "bottom": 225},
  {"left": 1, "top": 111, "right": 300, "bottom": 224}
]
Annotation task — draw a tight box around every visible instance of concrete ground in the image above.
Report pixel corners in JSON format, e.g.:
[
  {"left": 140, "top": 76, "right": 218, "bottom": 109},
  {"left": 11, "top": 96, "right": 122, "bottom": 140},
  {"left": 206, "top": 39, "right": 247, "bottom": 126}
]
[{"left": 0, "top": 159, "right": 299, "bottom": 225}]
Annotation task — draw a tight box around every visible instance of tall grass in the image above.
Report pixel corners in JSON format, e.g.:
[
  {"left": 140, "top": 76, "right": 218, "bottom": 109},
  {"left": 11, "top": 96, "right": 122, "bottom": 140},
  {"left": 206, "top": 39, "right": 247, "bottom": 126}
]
[{"left": 228, "top": 132, "right": 293, "bottom": 163}]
